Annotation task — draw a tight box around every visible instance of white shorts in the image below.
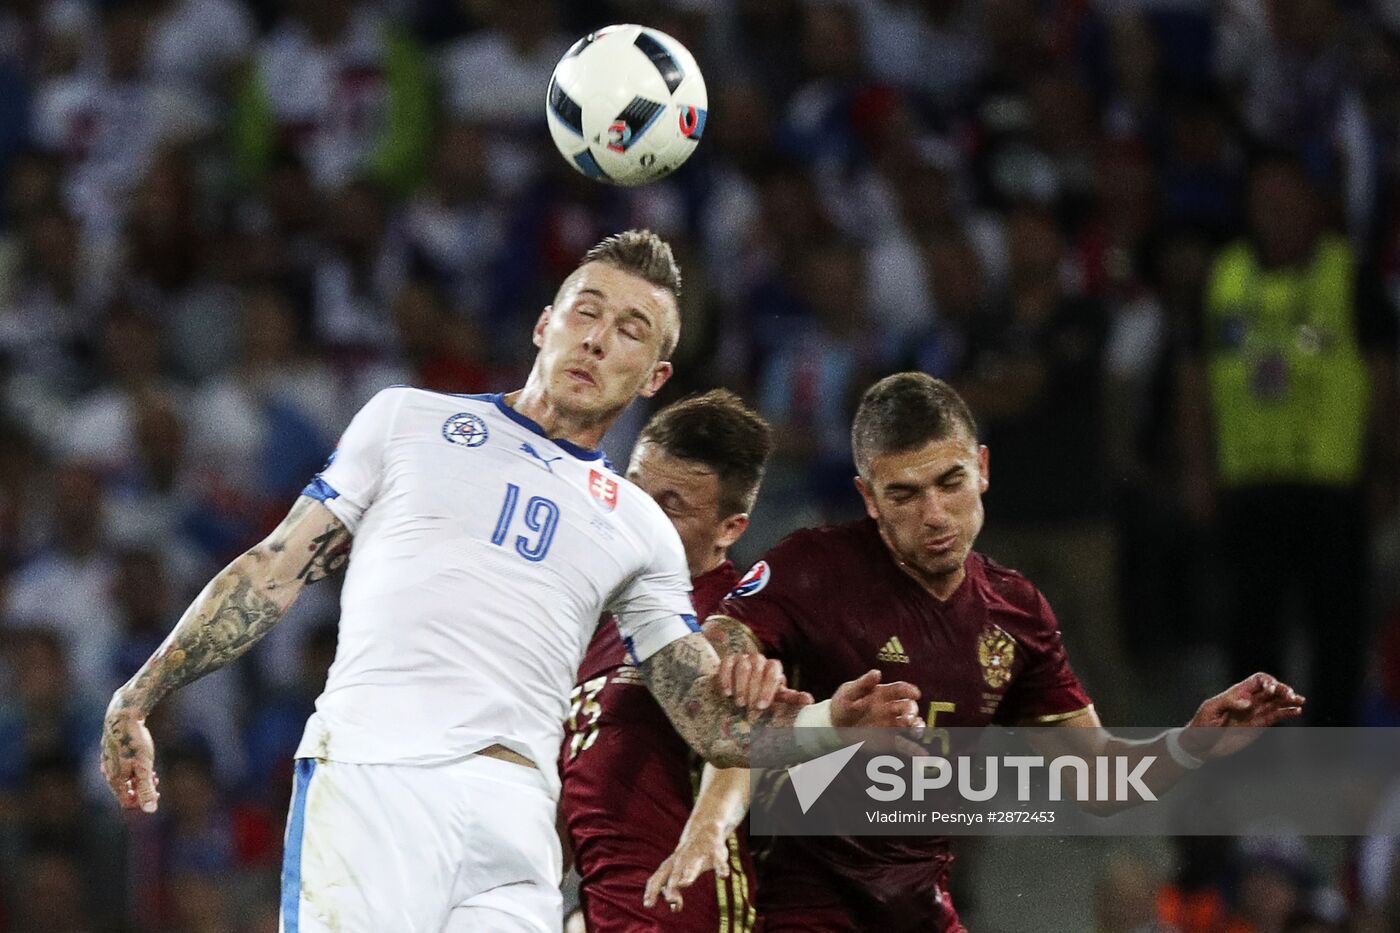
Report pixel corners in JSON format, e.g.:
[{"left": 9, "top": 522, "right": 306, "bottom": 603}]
[{"left": 279, "top": 755, "right": 562, "bottom": 933}]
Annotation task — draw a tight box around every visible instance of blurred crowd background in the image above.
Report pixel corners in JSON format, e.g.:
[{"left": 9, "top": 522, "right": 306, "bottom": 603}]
[{"left": 1, "top": 0, "right": 1400, "bottom": 930}]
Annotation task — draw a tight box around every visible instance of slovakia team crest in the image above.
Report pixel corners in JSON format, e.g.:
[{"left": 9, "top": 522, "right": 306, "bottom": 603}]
[
  {"left": 587, "top": 469, "right": 619, "bottom": 512},
  {"left": 727, "top": 561, "right": 770, "bottom": 599},
  {"left": 443, "top": 412, "right": 489, "bottom": 447}
]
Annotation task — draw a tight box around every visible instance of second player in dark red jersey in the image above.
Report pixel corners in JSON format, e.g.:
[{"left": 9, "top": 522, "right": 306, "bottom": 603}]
[
  {"left": 563, "top": 563, "right": 758, "bottom": 931},
  {"left": 560, "top": 390, "right": 773, "bottom": 932},
  {"left": 656, "top": 373, "right": 1308, "bottom": 933},
  {"left": 715, "top": 523, "right": 1090, "bottom": 931}
]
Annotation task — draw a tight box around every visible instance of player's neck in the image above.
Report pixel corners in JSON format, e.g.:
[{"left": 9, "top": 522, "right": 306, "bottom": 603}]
[
  {"left": 692, "top": 550, "right": 729, "bottom": 579},
  {"left": 505, "top": 385, "right": 615, "bottom": 451}
]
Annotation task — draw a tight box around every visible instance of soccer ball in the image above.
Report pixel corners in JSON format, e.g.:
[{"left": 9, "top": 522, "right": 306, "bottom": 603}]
[{"left": 546, "top": 24, "right": 708, "bottom": 187}]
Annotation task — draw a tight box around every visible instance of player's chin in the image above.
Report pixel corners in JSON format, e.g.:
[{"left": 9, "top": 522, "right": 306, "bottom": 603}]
[{"left": 918, "top": 540, "right": 965, "bottom": 567}]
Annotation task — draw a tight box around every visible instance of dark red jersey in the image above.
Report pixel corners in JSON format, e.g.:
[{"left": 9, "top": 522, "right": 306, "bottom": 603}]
[
  {"left": 717, "top": 519, "right": 1093, "bottom": 932},
  {"left": 561, "top": 562, "right": 759, "bottom": 932}
]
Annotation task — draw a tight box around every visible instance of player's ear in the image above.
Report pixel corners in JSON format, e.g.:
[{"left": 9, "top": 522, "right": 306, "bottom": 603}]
[
  {"left": 532, "top": 307, "right": 552, "bottom": 349},
  {"left": 854, "top": 476, "right": 879, "bottom": 520},
  {"left": 715, "top": 512, "right": 749, "bottom": 550},
  {"left": 977, "top": 445, "right": 990, "bottom": 493},
  {"left": 639, "top": 360, "right": 672, "bottom": 398}
]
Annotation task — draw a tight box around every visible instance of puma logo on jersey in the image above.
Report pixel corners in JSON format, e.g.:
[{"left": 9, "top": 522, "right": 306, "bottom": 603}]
[
  {"left": 519, "top": 442, "right": 563, "bottom": 472},
  {"left": 877, "top": 636, "right": 910, "bottom": 664}
]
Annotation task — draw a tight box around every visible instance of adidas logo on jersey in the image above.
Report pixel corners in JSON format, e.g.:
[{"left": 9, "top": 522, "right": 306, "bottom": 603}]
[{"left": 877, "top": 636, "right": 909, "bottom": 664}]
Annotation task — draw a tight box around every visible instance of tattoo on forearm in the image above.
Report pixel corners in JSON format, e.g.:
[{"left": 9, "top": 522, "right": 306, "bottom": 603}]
[
  {"left": 297, "top": 527, "right": 350, "bottom": 584},
  {"left": 641, "top": 634, "right": 802, "bottom": 768},
  {"left": 116, "top": 571, "right": 285, "bottom": 715},
  {"left": 702, "top": 615, "right": 761, "bottom": 658},
  {"left": 104, "top": 499, "right": 352, "bottom": 783}
]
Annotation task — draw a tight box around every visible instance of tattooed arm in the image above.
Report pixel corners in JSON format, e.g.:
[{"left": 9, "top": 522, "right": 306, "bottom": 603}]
[
  {"left": 640, "top": 632, "right": 923, "bottom": 768},
  {"left": 101, "top": 496, "right": 350, "bottom": 812},
  {"left": 640, "top": 632, "right": 803, "bottom": 768},
  {"left": 641, "top": 617, "right": 762, "bottom": 912}
]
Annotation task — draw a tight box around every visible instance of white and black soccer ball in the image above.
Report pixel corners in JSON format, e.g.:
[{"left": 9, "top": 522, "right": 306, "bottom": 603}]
[{"left": 546, "top": 24, "right": 708, "bottom": 187}]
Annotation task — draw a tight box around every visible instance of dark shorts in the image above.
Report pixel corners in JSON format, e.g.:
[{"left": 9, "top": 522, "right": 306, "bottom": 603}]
[
  {"left": 758, "top": 857, "right": 961, "bottom": 933},
  {"left": 577, "top": 837, "right": 759, "bottom": 933}
]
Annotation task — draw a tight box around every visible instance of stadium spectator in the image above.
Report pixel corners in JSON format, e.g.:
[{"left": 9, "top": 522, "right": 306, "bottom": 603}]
[
  {"left": 232, "top": 0, "right": 432, "bottom": 192},
  {"left": 390, "top": 278, "right": 491, "bottom": 393},
  {"left": 955, "top": 203, "right": 1124, "bottom": 711},
  {"left": 400, "top": 121, "right": 504, "bottom": 317},
  {"left": 695, "top": 81, "right": 779, "bottom": 308},
  {"left": 31, "top": 0, "right": 208, "bottom": 244},
  {"left": 1229, "top": 0, "right": 1376, "bottom": 243},
  {"left": 0, "top": 205, "right": 99, "bottom": 413},
  {"left": 308, "top": 177, "right": 407, "bottom": 358},
  {"left": 1180, "top": 154, "right": 1399, "bottom": 726},
  {"left": 706, "top": 0, "right": 803, "bottom": 103},
  {"left": 900, "top": 230, "right": 988, "bottom": 380},
  {"left": 852, "top": 0, "right": 984, "bottom": 106},
  {"left": 58, "top": 304, "right": 179, "bottom": 474},
  {"left": 142, "top": 0, "right": 255, "bottom": 109},
  {"left": 228, "top": 152, "right": 321, "bottom": 303},
  {"left": 3, "top": 464, "right": 120, "bottom": 693},
  {"left": 1158, "top": 92, "right": 1245, "bottom": 239},
  {"left": 439, "top": 0, "right": 568, "bottom": 127},
  {"left": 783, "top": 2, "right": 870, "bottom": 179},
  {"left": 19, "top": 754, "right": 127, "bottom": 920},
  {"left": 123, "top": 149, "right": 241, "bottom": 381},
  {"left": 186, "top": 286, "right": 336, "bottom": 510},
  {"left": 1108, "top": 229, "right": 1214, "bottom": 678},
  {"left": 0, "top": 630, "right": 102, "bottom": 796},
  {"left": 242, "top": 621, "right": 337, "bottom": 796},
  {"left": 756, "top": 238, "right": 883, "bottom": 515}
]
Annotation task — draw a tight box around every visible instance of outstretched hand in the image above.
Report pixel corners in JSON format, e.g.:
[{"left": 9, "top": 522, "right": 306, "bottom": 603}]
[
  {"left": 1182, "top": 671, "right": 1305, "bottom": 761},
  {"left": 100, "top": 708, "right": 160, "bottom": 813},
  {"left": 833, "top": 669, "right": 924, "bottom": 731}
]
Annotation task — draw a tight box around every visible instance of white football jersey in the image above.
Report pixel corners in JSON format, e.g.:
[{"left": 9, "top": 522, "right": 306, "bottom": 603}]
[{"left": 293, "top": 387, "right": 697, "bottom": 796}]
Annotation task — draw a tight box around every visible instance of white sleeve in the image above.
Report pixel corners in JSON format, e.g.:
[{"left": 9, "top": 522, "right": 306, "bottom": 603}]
[
  {"left": 607, "top": 516, "right": 699, "bottom": 664},
  {"left": 301, "top": 388, "right": 402, "bottom": 533}
]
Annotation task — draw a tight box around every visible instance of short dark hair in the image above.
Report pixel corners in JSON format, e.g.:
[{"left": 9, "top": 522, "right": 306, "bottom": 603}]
[
  {"left": 581, "top": 229, "right": 682, "bottom": 354},
  {"left": 582, "top": 229, "right": 682, "bottom": 296},
  {"left": 851, "top": 372, "right": 978, "bottom": 477},
  {"left": 638, "top": 390, "right": 773, "bottom": 516}
]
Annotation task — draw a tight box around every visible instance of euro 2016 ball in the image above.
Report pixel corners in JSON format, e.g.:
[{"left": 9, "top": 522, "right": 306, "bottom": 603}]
[{"left": 546, "top": 24, "right": 708, "bottom": 187}]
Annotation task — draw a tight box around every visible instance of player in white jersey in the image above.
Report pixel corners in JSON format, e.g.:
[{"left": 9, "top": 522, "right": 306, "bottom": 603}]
[{"left": 99, "top": 231, "right": 924, "bottom": 933}]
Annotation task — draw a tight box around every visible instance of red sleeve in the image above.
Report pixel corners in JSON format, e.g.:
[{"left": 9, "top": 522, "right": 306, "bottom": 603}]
[
  {"left": 711, "top": 555, "right": 803, "bottom": 658},
  {"left": 994, "top": 591, "right": 1094, "bottom": 725}
]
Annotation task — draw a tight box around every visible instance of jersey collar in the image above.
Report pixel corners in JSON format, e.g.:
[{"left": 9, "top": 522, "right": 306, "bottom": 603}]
[{"left": 470, "top": 392, "right": 609, "bottom": 462}]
